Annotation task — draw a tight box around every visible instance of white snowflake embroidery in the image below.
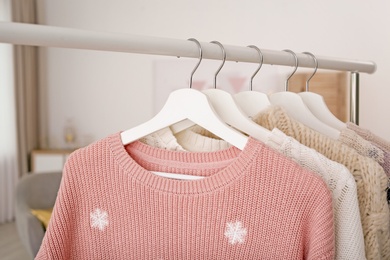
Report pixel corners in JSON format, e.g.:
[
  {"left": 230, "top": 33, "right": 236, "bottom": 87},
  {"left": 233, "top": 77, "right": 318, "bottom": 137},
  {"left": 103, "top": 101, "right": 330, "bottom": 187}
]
[
  {"left": 90, "top": 208, "right": 108, "bottom": 231},
  {"left": 224, "top": 221, "right": 247, "bottom": 245}
]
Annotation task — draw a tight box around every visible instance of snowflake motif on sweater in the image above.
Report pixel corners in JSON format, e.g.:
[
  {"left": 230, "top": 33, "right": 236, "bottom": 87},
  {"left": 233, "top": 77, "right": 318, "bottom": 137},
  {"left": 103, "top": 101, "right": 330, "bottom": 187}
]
[
  {"left": 90, "top": 208, "right": 109, "bottom": 231},
  {"left": 35, "top": 133, "right": 335, "bottom": 260},
  {"left": 224, "top": 221, "right": 247, "bottom": 244}
]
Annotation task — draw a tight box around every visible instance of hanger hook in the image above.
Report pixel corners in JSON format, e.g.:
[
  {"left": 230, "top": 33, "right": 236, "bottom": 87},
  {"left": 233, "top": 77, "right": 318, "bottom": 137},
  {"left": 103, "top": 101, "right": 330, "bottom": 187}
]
[
  {"left": 302, "top": 51, "right": 318, "bottom": 92},
  {"left": 210, "top": 41, "right": 226, "bottom": 89},
  {"left": 247, "top": 45, "right": 264, "bottom": 91},
  {"left": 187, "top": 38, "right": 203, "bottom": 89},
  {"left": 283, "top": 49, "right": 298, "bottom": 91}
]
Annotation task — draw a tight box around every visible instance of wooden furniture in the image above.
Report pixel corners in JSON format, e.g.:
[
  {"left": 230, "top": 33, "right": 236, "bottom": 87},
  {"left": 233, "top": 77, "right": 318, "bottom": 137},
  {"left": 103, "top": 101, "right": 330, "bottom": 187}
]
[
  {"left": 31, "top": 150, "right": 73, "bottom": 173},
  {"left": 288, "top": 72, "right": 349, "bottom": 122}
]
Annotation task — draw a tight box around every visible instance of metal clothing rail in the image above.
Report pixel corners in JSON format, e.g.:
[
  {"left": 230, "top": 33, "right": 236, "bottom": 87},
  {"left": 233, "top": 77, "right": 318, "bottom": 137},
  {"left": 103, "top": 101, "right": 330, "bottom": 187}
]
[
  {"left": 0, "top": 22, "right": 376, "bottom": 73},
  {"left": 0, "top": 22, "right": 376, "bottom": 123}
]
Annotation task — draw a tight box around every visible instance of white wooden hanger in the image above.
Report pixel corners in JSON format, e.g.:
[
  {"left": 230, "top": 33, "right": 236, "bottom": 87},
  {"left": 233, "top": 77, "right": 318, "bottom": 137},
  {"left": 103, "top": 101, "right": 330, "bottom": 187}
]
[
  {"left": 234, "top": 45, "right": 272, "bottom": 118},
  {"left": 200, "top": 41, "right": 271, "bottom": 143},
  {"left": 297, "top": 52, "right": 346, "bottom": 131},
  {"left": 120, "top": 38, "right": 248, "bottom": 150},
  {"left": 268, "top": 49, "right": 340, "bottom": 139}
]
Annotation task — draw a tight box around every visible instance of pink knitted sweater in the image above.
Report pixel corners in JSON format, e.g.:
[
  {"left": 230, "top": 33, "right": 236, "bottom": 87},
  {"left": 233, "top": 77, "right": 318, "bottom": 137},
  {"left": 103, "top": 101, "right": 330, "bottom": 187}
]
[{"left": 36, "top": 133, "right": 334, "bottom": 259}]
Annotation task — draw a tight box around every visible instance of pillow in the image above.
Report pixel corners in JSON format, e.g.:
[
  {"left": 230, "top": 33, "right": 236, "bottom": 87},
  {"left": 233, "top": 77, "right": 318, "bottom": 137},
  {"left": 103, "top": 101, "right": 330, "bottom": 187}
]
[{"left": 31, "top": 208, "right": 53, "bottom": 229}]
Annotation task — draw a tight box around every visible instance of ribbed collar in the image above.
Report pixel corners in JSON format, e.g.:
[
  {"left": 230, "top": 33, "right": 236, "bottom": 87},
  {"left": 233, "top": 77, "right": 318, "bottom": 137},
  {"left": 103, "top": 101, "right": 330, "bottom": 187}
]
[{"left": 109, "top": 133, "right": 261, "bottom": 195}]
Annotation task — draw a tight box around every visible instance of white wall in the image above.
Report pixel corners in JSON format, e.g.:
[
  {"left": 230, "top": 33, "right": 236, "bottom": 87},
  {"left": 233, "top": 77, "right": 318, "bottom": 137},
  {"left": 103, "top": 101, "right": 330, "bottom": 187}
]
[{"left": 36, "top": 0, "right": 390, "bottom": 148}]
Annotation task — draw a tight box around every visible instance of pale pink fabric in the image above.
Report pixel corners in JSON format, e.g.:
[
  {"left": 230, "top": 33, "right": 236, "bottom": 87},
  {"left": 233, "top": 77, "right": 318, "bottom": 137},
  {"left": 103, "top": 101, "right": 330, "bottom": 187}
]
[
  {"left": 36, "top": 133, "right": 334, "bottom": 260},
  {"left": 347, "top": 122, "right": 390, "bottom": 152},
  {"left": 346, "top": 122, "right": 390, "bottom": 178}
]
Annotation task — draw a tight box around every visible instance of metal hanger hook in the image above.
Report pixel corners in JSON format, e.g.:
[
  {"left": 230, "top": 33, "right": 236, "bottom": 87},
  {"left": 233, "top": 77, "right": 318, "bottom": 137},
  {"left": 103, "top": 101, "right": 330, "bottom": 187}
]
[
  {"left": 283, "top": 49, "right": 299, "bottom": 91},
  {"left": 210, "top": 41, "right": 226, "bottom": 89},
  {"left": 247, "top": 45, "right": 264, "bottom": 91},
  {"left": 302, "top": 51, "right": 318, "bottom": 92},
  {"left": 187, "top": 38, "right": 203, "bottom": 89}
]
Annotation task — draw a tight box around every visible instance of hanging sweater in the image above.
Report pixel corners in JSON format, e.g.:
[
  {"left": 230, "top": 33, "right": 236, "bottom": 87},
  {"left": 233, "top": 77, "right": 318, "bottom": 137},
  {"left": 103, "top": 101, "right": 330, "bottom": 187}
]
[
  {"left": 140, "top": 127, "right": 230, "bottom": 152},
  {"left": 142, "top": 127, "right": 366, "bottom": 260},
  {"left": 347, "top": 121, "right": 390, "bottom": 152},
  {"left": 251, "top": 106, "right": 390, "bottom": 260},
  {"left": 36, "top": 133, "right": 335, "bottom": 260},
  {"left": 140, "top": 127, "right": 187, "bottom": 151},
  {"left": 339, "top": 128, "right": 384, "bottom": 164},
  {"left": 346, "top": 122, "right": 390, "bottom": 179},
  {"left": 266, "top": 129, "right": 366, "bottom": 260}
]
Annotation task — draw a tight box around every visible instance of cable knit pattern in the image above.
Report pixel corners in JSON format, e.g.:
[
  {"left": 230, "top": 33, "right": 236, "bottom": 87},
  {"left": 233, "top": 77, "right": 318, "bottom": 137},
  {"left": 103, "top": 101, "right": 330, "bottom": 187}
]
[
  {"left": 347, "top": 122, "right": 390, "bottom": 152},
  {"left": 36, "top": 133, "right": 334, "bottom": 260},
  {"left": 339, "top": 128, "right": 384, "bottom": 164},
  {"left": 252, "top": 106, "right": 390, "bottom": 260}
]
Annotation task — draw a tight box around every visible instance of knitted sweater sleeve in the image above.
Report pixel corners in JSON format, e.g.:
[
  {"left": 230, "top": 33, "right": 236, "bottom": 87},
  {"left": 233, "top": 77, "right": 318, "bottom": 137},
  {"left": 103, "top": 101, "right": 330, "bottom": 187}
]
[
  {"left": 35, "top": 151, "right": 78, "bottom": 260},
  {"left": 305, "top": 193, "right": 335, "bottom": 260}
]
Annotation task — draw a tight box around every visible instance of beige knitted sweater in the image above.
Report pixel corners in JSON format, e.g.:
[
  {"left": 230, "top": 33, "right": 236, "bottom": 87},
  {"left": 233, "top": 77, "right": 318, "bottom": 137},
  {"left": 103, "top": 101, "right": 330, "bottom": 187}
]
[{"left": 252, "top": 106, "right": 390, "bottom": 260}]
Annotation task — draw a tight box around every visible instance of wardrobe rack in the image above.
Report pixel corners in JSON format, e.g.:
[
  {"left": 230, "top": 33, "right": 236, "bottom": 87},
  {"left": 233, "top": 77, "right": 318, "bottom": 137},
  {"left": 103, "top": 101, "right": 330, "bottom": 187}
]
[{"left": 0, "top": 22, "right": 377, "bottom": 123}]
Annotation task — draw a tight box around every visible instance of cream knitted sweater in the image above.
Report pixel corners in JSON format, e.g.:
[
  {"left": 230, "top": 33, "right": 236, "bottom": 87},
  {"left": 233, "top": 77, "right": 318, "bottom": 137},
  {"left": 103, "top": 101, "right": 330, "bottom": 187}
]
[
  {"left": 36, "top": 133, "right": 335, "bottom": 259},
  {"left": 140, "top": 127, "right": 230, "bottom": 152},
  {"left": 142, "top": 127, "right": 367, "bottom": 260},
  {"left": 252, "top": 106, "right": 390, "bottom": 260}
]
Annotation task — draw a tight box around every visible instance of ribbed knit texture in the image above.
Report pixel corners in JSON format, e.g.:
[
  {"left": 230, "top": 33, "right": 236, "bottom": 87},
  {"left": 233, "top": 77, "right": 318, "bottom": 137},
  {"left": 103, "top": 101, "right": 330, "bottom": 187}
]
[
  {"left": 251, "top": 106, "right": 390, "bottom": 260},
  {"left": 347, "top": 122, "right": 390, "bottom": 152},
  {"left": 143, "top": 126, "right": 366, "bottom": 259},
  {"left": 36, "top": 133, "right": 334, "bottom": 260}
]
